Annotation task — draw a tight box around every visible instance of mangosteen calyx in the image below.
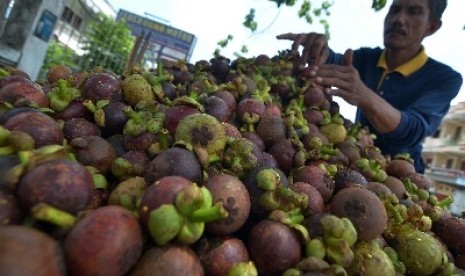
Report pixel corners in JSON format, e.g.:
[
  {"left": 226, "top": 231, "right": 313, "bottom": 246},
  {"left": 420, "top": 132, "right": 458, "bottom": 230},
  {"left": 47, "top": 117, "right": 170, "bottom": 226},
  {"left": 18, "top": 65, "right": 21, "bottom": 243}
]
[
  {"left": 268, "top": 209, "right": 309, "bottom": 243},
  {"left": 356, "top": 157, "right": 387, "bottom": 182},
  {"left": 148, "top": 204, "right": 184, "bottom": 245},
  {"left": 148, "top": 183, "right": 228, "bottom": 245},
  {"left": 123, "top": 106, "right": 165, "bottom": 137},
  {"left": 48, "top": 79, "right": 82, "bottom": 112},
  {"left": 222, "top": 138, "right": 258, "bottom": 177}
]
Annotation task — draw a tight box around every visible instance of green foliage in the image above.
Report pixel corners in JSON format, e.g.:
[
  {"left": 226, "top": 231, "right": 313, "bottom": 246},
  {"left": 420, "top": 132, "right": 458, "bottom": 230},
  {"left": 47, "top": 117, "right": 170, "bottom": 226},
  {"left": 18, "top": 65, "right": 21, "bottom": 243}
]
[
  {"left": 372, "top": 0, "right": 388, "bottom": 11},
  {"left": 216, "top": 0, "right": 389, "bottom": 58},
  {"left": 38, "top": 40, "right": 78, "bottom": 81},
  {"left": 243, "top": 9, "right": 258, "bottom": 32},
  {"left": 80, "top": 13, "right": 135, "bottom": 75}
]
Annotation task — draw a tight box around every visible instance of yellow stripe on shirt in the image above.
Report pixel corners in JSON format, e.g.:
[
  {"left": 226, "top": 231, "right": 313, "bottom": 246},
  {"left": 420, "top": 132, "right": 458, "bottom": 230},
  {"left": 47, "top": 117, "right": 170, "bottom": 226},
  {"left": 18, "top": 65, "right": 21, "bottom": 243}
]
[{"left": 376, "top": 47, "right": 429, "bottom": 93}]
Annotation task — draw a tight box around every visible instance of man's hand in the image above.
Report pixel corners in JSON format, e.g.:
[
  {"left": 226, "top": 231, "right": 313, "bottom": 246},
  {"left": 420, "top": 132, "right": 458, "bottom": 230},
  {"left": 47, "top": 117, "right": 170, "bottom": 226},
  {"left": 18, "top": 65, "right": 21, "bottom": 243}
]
[
  {"left": 306, "top": 49, "right": 371, "bottom": 107},
  {"left": 308, "top": 49, "right": 401, "bottom": 134},
  {"left": 277, "top": 32, "right": 330, "bottom": 68}
]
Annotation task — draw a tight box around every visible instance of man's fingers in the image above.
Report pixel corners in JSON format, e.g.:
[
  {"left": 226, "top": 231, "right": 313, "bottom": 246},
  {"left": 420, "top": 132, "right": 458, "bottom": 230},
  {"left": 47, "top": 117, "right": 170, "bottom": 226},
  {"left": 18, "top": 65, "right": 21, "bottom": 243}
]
[
  {"left": 343, "top": 49, "right": 353, "bottom": 66},
  {"left": 276, "top": 33, "right": 297, "bottom": 40}
]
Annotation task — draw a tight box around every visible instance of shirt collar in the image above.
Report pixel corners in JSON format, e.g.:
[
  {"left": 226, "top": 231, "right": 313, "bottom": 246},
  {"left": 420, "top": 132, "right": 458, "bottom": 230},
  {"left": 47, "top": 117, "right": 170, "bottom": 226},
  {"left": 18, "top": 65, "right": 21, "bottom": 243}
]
[{"left": 377, "top": 47, "right": 429, "bottom": 77}]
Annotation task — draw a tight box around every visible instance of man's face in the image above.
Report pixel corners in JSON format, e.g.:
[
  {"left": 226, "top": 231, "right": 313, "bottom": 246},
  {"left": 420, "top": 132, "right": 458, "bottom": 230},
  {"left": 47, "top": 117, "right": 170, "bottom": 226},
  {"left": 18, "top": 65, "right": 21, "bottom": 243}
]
[{"left": 383, "top": 0, "right": 436, "bottom": 51}]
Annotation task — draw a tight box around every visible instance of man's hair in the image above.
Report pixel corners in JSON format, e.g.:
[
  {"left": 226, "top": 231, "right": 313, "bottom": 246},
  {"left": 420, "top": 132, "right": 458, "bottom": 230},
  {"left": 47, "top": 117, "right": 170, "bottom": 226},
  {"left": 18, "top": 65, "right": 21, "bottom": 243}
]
[{"left": 428, "top": 0, "right": 447, "bottom": 21}]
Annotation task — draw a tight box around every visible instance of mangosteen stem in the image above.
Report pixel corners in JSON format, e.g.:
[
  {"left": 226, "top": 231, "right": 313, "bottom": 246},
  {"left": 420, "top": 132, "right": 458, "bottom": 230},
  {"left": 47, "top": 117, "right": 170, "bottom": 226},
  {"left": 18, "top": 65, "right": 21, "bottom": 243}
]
[
  {"left": 31, "top": 203, "right": 76, "bottom": 229},
  {"left": 49, "top": 79, "right": 81, "bottom": 112},
  {"left": 256, "top": 168, "right": 280, "bottom": 191},
  {"left": 86, "top": 166, "right": 108, "bottom": 189},
  {"left": 320, "top": 145, "right": 338, "bottom": 156},
  {"left": 259, "top": 191, "right": 281, "bottom": 211},
  {"left": 174, "top": 184, "right": 205, "bottom": 216},
  {"left": 0, "top": 146, "right": 14, "bottom": 155},
  {"left": 435, "top": 195, "right": 453, "bottom": 208},
  {"left": 0, "top": 125, "right": 10, "bottom": 142},
  {"left": 347, "top": 122, "right": 361, "bottom": 137},
  {"left": 227, "top": 261, "right": 258, "bottom": 276},
  {"left": 0, "top": 68, "right": 9, "bottom": 77},
  {"left": 269, "top": 209, "right": 304, "bottom": 225},
  {"left": 276, "top": 187, "right": 308, "bottom": 209},
  {"left": 187, "top": 202, "right": 228, "bottom": 223},
  {"left": 7, "top": 131, "right": 35, "bottom": 151},
  {"left": 386, "top": 203, "right": 404, "bottom": 223}
]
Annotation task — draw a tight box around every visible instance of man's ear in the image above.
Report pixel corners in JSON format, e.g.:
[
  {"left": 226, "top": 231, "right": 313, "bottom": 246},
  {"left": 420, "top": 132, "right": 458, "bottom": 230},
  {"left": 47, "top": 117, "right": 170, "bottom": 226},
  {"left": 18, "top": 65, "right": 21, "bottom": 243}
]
[{"left": 426, "top": 20, "right": 442, "bottom": 37}]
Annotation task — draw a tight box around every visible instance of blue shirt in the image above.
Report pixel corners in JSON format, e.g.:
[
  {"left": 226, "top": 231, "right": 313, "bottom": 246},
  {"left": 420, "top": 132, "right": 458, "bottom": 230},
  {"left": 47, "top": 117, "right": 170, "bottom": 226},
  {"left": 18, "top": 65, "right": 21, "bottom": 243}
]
[{"left": 327, "top": 47, "right": 463, "bottom": 173}]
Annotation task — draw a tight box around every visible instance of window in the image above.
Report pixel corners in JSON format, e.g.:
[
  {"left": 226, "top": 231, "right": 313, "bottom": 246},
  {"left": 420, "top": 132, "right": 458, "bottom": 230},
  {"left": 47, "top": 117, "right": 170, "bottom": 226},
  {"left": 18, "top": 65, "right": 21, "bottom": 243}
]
[
  {"left": 425, "top": 158, "right": 432, "bottom": 168},
  {"left": 61, "top": 7, "right": 73, "bottom": 23},
  {"left": 60, "top": 7, "right": 82, "bottom": 30},
  {"left": 446, "top": 159, "right": 453, "bottom": 169},
  {"left": 454, "top": 126, "right": 462, "bottom": 141},
  {"left": 460, "top": 161, "right": 465, "bottom": 171}
]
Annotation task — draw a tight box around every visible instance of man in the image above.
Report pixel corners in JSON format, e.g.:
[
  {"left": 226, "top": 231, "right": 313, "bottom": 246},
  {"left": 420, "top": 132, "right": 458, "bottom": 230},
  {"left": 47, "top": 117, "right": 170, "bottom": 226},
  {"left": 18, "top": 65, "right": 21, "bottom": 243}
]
[{"left": 278, "top": 0, "right": 463, "bottom": 173}]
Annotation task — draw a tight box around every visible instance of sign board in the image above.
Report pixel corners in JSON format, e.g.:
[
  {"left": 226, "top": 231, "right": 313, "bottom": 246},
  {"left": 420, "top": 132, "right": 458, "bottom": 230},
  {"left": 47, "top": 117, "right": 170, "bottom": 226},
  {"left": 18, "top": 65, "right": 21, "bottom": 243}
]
[
  {"left": 116, "top": 9, "right": 197, "bottom": 63},
  {"left": 34, "top": 9, "right": 58, "bottom": 42}
]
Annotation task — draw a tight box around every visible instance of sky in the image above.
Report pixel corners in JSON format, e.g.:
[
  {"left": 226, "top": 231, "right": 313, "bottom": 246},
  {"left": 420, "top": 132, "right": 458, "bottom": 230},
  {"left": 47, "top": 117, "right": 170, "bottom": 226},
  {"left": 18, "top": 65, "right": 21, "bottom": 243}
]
[{"left": 107, "top": 0, "right": 465, "bottom": 121}]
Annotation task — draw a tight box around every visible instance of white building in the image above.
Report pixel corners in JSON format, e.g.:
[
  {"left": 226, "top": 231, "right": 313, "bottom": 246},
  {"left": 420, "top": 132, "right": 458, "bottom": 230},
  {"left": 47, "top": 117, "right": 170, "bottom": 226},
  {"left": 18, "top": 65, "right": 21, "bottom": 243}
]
[{"left": 423, "top": 101, "right": 465, "bottom": 216}]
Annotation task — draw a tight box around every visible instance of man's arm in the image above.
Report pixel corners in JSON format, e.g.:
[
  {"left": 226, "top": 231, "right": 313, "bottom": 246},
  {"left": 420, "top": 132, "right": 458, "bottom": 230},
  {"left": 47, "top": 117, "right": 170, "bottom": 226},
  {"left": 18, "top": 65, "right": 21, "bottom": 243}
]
[{"left": 380, "top": 71, "right": 463, "bottom": 148}]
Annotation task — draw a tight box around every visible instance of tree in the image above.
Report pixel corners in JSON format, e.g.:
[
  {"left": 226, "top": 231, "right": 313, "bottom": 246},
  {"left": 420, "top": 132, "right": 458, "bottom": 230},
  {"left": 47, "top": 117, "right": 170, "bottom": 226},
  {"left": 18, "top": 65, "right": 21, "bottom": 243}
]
[
  {"left": 216, "top": 0, "right": 388, "bottom": 56},
  {"left": 243, "top": 0, "right": 387, "bottom": 33},
  {"left": 38, "top": 39, "right": 78, "bottom": 81},
  {"left": 80, "top": 13, "right": 135, "bottom": 75}
]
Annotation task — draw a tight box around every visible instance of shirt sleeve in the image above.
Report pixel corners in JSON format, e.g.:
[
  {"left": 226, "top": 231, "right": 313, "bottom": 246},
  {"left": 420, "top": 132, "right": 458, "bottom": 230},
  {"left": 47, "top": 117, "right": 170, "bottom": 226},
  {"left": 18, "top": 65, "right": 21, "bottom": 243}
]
[
  {"left": 383, "top": 70, "right": 463, "bottom": 148},
  {"left": 326, "top": 48, "right": 343, "bottom": 65}
]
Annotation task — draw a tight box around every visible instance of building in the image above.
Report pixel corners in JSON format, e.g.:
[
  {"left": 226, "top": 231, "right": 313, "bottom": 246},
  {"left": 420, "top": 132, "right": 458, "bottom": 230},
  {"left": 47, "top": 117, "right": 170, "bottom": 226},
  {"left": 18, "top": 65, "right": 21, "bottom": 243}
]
[
  {"left": 1, "top": 0, "right": 196, "bottom": 79},
  {"left": 0, "top": 0, "right": 64, "bottom": 79},
  {"left": 422, "top": 101, "right": 465, "bottom": 216},
  {"left": 53, "top": 0, "right": 116, "bottom": 55}
]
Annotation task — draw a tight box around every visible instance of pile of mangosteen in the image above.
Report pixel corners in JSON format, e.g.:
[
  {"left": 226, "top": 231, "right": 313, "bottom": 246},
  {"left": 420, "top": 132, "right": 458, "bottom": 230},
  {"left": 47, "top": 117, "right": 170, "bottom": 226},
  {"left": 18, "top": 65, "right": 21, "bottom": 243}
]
[{"left": 0, "top": 49, "right": 464, "bottom": 276}]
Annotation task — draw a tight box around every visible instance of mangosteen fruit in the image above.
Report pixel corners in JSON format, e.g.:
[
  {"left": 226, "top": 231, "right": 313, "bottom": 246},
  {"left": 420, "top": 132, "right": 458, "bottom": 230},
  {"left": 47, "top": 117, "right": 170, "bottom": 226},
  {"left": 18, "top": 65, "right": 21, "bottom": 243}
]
[
  {"left": 0, "top": 225, "right": 65, "bottom": 275},
  {"left": 163, "top": 104, "right": 201, "bottom": 135},
  {"left": 121, "top": 73, "right": 154, "bottom": 106},
  {"left": 0, "top": 81, "right": 49, "bottom": 108},
  {"left": 383, "top": 175, "right": 407, "bottom": 199},
  {"left": 174, "top": 113, "right": 227, "bottom": 166},
  {"left": 248, "top": 219, "right": 301, "bottom": 275},
  {"left": 128, "top": 244, "right": 204, "bottom": 276},
  {"left": 289, "top": 181, "right": 325, "bottom": 217},
  {"left": 108, "top": 176, "right": 148, "bottom": 211},
  {"left": 292, "top": 165, "right": 335, "bottom": 203},
  {"left": 81, "top": 72, "right": 122, "bottom": 102},
  {"left": 201, "top": 95, "right": 231, "bottom": 123},
  {"left": 204, "top": 173, "right": 251, "bottom": 236},
  {"left": 16, "top": 158, "right": 95, "bottom": 214},
  {"left": 333, "top": 167, "right": 368, "bottom": 194},
  {"left": 62, "top": 117, "right": 101, "bottom": 141},
  {"left": 3, "top": 110, "right": 64, "bottom": 148},
  {"left": 144, "top": 146, "right": 202, "bottom": 185},
  {"left": 47, "top": 64, "right": 72, "bottom": 85},
  {"left": 64, "top": 205, "right": 143, "bottom": 276},
  {"left": 330, "top": 186, "right": 387, "bottom": 241},
  {"left": 195, "top": 235, "right": 249, "bottom": 276},
  {"left": 348, "top": 241, "right": 396, "bottom": 276},
  {"left": 70, "top": 135, "right": 117, "bottom": 175},
  {"left": 391, "top": 225, "right": 445, "bottom": 276},
  {"left": 385, "top": 154, "right": 416, "bottom": 178},
  {"left": 0, "top": 190, "right": 23, "bottom": 225},
  {"left": 268, "top": 138, "right": 298, "bottom": 175},
  {"left": 256, "top": 115, "right": 287, "bottom": 149}
]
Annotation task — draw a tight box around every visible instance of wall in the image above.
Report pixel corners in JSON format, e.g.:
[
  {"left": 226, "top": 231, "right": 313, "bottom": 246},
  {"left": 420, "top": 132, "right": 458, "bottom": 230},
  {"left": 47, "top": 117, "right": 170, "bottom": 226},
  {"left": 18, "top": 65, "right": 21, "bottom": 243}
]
[{"left": 0, "top": 0, "right": 64, "bottom": 80}]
